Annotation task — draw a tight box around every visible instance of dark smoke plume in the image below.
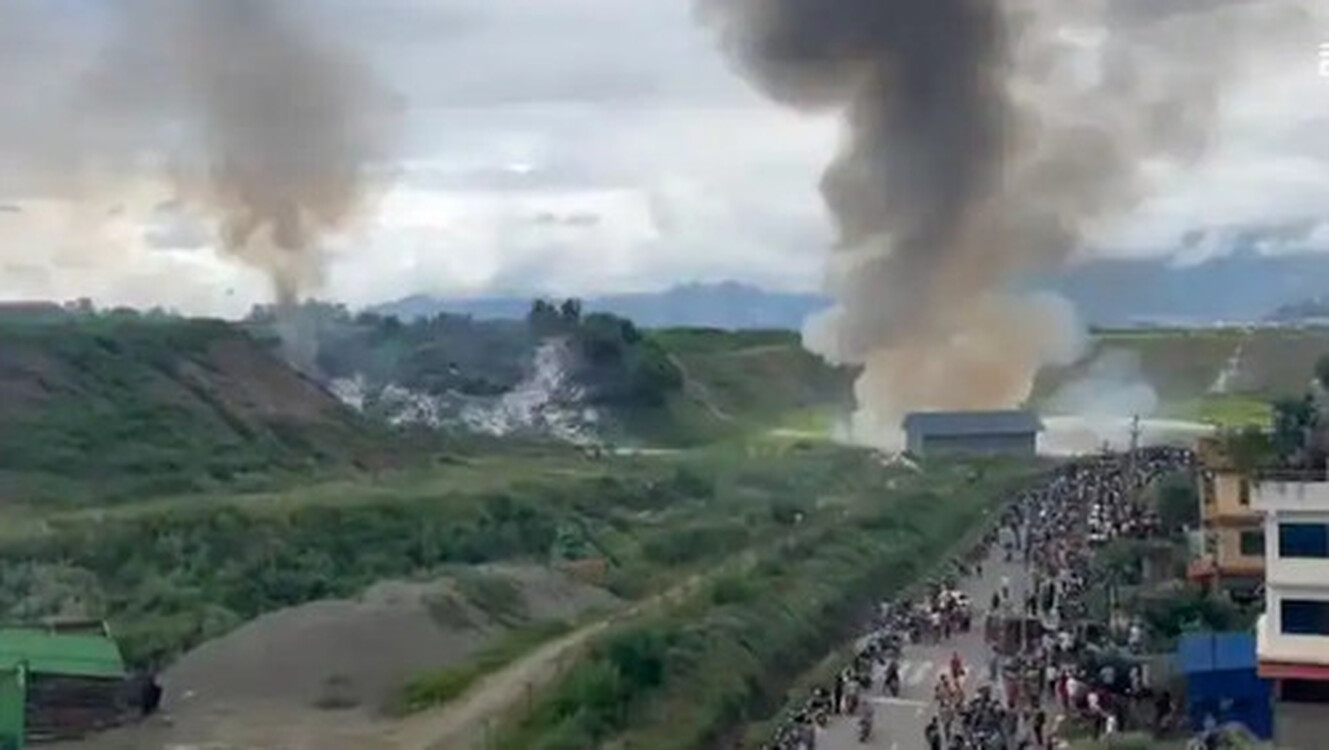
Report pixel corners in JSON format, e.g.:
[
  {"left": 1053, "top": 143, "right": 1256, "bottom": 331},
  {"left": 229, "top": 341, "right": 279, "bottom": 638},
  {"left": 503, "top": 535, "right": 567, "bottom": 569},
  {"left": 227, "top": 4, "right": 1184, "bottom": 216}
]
[
  {"left": 0, "top": 0, "right": 398, "bottom": 311},
  {"left": 700, "top": 0, "right": 1310, "bottom": 444}
]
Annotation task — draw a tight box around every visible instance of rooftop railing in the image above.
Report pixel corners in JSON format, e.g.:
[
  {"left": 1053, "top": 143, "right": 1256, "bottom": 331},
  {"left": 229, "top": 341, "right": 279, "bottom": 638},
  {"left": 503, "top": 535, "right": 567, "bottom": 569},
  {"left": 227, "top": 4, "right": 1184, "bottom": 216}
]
[{"left": 1254, "top": 467, "right": 1329, "bottom": 483}]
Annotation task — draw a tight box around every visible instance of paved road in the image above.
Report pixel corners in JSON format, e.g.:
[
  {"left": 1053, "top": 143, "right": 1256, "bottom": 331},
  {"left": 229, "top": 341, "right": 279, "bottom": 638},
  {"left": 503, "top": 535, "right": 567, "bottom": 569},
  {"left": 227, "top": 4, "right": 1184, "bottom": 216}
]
[{"left": 818, "top": 544, "right": 1033, "bottom": 750}]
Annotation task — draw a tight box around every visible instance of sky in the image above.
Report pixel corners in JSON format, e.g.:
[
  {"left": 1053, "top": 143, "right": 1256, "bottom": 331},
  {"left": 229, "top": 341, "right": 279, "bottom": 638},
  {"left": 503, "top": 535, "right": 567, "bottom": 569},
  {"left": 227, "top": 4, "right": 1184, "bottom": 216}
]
[{"left": 2, "top": 0, "right": 1329, "bottom": 317}]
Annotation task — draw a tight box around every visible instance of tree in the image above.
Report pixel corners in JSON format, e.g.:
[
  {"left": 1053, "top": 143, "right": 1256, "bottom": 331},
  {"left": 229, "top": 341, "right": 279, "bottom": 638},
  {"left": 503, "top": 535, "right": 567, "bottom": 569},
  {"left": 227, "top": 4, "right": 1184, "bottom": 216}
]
[
  {"left": 1316, "top": 352, "right": 1329, "bottom": 392},
  {"left": 527, "top": 299, "right": 565, "bottom": 337},
  {"left": 1155, "top": 471, "right": 1200, "bottom": 533},
  {"left": 1223, "top": 425, "right": 1273, "bottom": 477},
  {"left": 559, "top": 298, "right": 583, "bottom": 325},
  {"left": 1271, "top": 395, "right": 1317, "bottom": 467}
]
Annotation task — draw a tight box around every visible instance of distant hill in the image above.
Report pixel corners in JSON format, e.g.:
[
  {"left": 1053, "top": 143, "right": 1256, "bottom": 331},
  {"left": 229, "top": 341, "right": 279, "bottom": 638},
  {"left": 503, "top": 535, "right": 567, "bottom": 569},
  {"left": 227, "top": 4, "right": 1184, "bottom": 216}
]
[
  {"left": 373, "top": 253, "right": 1329, "bottom": 330},
  {"left": 371, "top": 282, "right": 827, "bottom": 331},
  {"left": 1038, "top": 252, "right": 1329, "bottom": 327},
  {"left": 1266, "top": 296, "right": 1329, "bottom": 323}
]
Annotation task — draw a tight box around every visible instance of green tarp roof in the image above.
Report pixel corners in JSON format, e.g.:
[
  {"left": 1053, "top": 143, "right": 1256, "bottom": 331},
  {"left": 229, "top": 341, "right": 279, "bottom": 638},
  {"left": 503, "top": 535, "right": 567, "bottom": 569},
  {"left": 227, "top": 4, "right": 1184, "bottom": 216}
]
[{"left": 0, "top": 628, "right": 127, "bottom": 679}]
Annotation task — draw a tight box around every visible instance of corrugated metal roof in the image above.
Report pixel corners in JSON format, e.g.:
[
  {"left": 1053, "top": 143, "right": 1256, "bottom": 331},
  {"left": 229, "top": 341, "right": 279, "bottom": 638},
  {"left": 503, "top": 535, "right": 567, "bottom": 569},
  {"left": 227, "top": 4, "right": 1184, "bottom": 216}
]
[
  {"left": 0, "top": 628, "right": 127, "bottom": 679},
  {"left": 1177, "top": 631, "right": 1257, "bottom": 674},
  {"left": 902, "top": 410, "right": 1042, "bottom": 436}
]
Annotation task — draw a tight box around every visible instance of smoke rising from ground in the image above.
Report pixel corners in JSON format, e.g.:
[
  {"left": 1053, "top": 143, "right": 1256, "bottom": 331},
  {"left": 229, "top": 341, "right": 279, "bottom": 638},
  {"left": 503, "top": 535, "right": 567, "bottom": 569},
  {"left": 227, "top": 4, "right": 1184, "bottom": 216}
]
[
  {"left": 0, "top": 0, "right": 398, "bottom": 308},
  {"left": 700, "top": 0, "right": 1309, "bottom": 445},
  {"left": 1045, "top": 348, "right": 1158, "bottom": 418}
]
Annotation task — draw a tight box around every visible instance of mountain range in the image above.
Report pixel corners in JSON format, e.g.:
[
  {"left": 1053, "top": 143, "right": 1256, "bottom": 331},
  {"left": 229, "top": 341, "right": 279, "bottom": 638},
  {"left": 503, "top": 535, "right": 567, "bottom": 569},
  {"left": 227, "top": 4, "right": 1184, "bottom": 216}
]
[{"left": 372, "top": 252, "right": 1329, "bottom": 330}]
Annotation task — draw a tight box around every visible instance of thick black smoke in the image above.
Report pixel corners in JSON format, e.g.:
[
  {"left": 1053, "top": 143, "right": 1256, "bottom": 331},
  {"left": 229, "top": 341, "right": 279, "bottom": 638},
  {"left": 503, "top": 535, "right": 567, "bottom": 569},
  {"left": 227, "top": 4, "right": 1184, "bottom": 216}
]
[{"left": 701, "top": 0, "right": 1312, "bottom": 443}]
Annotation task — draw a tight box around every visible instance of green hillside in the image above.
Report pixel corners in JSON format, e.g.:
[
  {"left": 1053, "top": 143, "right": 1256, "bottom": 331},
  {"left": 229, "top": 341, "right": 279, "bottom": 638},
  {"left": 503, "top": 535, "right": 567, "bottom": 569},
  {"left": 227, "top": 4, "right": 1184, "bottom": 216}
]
[
  {"left": 1033, "top": 327, "right": 1329, "bottom": 427},
  {"left": 0, "top": 314, "right": 853, "bottom": 506},
  {"left": 0, "top": 313, "right": 394, "bottom": 505}
]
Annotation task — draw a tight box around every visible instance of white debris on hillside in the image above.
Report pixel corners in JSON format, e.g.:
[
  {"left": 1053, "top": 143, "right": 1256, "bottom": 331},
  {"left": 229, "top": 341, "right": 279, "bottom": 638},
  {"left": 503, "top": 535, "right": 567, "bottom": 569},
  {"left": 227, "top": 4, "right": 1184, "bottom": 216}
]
[{"left": 329, "top": 339, "right": 600, "bottom": 444}]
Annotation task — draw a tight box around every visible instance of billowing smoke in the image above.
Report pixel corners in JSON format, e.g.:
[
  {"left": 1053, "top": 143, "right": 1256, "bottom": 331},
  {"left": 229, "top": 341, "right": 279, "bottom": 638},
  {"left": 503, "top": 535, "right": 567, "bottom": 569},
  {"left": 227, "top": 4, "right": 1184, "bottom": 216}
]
[
  {"left": 700, "top": 0, "right": 1309, "bottom": 445},
  {"left": 1046, "top": 348, "right": 1158, "bottom": 419},
  {"left": 0, "top": 0, "right": 397, "bottom": 348}
]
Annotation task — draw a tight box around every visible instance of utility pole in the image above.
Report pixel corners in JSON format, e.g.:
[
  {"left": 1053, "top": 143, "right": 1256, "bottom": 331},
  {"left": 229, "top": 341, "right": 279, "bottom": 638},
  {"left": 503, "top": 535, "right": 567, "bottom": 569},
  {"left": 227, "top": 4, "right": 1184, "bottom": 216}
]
[{"left": 1128, "top": 414, "right": 1142, "bottom": 493}]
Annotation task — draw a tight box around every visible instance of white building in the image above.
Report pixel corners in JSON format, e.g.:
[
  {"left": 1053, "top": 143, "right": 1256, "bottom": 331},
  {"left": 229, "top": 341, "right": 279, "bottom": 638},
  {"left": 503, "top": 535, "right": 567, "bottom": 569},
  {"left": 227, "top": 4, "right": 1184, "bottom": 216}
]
[{"left": 1252, "top": 477, "right": 1329, "bottom": 703}]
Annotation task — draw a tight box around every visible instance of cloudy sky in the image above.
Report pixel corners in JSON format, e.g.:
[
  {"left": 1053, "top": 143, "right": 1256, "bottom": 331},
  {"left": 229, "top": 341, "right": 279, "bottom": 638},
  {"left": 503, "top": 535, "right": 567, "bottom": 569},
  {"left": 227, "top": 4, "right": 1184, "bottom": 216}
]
[{"left": 1, "top": 0, "right": 1328, "bottom": 317}]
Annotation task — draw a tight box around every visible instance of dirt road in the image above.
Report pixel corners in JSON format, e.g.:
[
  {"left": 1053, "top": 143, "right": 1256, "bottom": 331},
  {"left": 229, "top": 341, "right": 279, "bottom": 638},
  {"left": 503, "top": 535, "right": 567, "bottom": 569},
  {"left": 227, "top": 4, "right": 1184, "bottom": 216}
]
[{"left": 390, "top": 574, "right": 705, "bottom": 750}]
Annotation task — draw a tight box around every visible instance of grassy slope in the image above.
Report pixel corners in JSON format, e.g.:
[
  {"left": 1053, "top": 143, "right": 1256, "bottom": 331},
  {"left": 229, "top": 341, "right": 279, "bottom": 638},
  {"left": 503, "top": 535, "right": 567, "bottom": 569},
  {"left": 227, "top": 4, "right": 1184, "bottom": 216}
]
[
  {"left": 0, "top": 315, "right": 389, "bottom": 505},
  {"left": 0, "top": 318, "right": 851, "bottom": 503},
  {"left": 633, "top": 328, "right": 853, "bottom": 444},
  {"left": 1031, "top": 327, "right": 1329, "bottom": 428}
]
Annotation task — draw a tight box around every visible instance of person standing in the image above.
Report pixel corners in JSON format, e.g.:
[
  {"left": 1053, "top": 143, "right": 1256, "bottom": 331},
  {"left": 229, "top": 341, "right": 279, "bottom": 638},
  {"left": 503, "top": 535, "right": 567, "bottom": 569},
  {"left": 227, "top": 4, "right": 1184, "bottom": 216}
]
[{"left": 925, "top": 716, "right": 943, "bottom": 750}]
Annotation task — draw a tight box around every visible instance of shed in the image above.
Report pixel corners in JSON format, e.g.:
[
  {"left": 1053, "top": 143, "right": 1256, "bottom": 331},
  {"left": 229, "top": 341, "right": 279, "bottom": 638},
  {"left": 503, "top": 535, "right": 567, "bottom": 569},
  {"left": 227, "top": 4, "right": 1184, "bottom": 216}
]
[
  {"left": 1176, "top": 631, "right": 1273, "bottom": 740},
  {"left": 0, "top": 623, "right": 135, "bottom": 745},
  {"left": 901, "top": 410, "right": 1042, "bottom": 457}
]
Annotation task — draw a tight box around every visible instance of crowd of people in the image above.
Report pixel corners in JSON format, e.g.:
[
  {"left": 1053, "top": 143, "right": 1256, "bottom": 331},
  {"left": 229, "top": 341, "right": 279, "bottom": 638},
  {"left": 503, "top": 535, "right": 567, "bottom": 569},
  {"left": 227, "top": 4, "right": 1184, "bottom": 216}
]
[
  {"left": 766, "top": 541, "right": 990, "bottom": 749},
  {"left": 764, "top": 446, "right": 1194, "bottom": 750}
]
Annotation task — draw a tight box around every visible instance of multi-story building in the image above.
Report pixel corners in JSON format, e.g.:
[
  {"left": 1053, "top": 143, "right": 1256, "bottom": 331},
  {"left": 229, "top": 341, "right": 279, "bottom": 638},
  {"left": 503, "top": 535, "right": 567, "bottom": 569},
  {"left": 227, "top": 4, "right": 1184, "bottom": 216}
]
[
  {"left": 1192, "top": 438, "right": 1265, "bottom": 599},
  {"left": 1252, "top": 474, "right": 1329, "bottom": 722}
]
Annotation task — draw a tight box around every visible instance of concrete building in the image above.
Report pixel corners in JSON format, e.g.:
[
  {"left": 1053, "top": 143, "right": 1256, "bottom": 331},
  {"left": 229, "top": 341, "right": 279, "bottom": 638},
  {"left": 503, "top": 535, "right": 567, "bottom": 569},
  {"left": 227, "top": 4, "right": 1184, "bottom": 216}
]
[
  {"left": 1191, "top": 438, "right": 1264, "bottom": 600},
  {"left": 901, "top": 410, "right": 1041, "bottom": 457},
  {"left": 1252, "top": 473, "right": 1329, "bottom": 744}
]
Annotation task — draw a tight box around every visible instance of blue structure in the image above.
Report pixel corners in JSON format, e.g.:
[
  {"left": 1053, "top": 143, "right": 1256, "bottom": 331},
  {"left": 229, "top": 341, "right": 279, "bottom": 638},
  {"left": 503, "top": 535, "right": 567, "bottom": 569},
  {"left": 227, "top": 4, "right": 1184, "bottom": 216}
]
[{"left": 1177, "top": 632, "right": 1273, "bottom": 740}]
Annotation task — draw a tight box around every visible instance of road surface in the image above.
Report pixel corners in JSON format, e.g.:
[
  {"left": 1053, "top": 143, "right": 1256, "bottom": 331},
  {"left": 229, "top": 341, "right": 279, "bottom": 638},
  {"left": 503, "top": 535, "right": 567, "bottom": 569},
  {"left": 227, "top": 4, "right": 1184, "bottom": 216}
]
[{"left": 818, "top": 544, "right": 1032, "bottom": 750}]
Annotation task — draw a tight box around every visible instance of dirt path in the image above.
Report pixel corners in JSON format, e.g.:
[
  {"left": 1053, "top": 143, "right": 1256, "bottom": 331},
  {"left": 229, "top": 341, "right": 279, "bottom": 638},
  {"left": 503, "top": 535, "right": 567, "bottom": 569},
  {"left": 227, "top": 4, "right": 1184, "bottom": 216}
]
[
  {"left": 668, "top": 354, "right": 734, "bottom": 423},
  {"left": 387, "top": 620, "right": 608, "bottom": 749},
  {"left": 387, "top": 576, "right": 705, "bottom": 750}
]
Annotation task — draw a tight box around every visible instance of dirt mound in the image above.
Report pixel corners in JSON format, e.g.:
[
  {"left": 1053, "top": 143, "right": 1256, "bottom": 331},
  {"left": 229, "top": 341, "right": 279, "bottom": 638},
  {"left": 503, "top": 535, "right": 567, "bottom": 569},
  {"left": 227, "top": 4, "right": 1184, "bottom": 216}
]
[
  {"left": 164, "top": 565, "right": 615, "bottom": 714},
  {"left": 56, "top": 565, "right": 616, "bottom": 750}
]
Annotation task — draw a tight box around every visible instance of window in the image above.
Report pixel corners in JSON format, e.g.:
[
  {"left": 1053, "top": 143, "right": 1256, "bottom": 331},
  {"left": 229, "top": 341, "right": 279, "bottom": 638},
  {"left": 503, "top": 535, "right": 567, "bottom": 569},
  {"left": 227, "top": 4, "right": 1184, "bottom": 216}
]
[
  {"left": 1284, "top": 679, "right": 1329, "bottom": 703},
  {"left": 1281, "top": 600, "right": 1329, "bottom": 636},
  {"left": 1279, "top": 523, "right": 1329, "bottom": 558},
  {"left": 1239, "top": 479, "right": 1250, "bottom": 506},
  {"left": 1239, "top": 530, "right": 1265, "bottom": 557}
]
